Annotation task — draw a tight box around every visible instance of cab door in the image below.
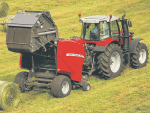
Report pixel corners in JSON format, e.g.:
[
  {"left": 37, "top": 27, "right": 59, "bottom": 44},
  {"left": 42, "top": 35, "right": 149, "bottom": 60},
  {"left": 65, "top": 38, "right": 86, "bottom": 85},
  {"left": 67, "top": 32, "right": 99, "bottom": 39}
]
[{"left": 110, "top": 20, "right": 120, "bottom": 40}]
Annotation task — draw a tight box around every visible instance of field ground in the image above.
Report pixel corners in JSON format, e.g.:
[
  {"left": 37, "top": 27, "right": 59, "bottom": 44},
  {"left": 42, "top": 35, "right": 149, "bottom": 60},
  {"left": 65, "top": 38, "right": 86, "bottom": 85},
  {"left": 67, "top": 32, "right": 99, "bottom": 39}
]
[
  {"left": 122, "top": 99, "right": 150, "bottom": 113},
  {"left": 0, "top": 0, "right": 150, "bottom": 112}
]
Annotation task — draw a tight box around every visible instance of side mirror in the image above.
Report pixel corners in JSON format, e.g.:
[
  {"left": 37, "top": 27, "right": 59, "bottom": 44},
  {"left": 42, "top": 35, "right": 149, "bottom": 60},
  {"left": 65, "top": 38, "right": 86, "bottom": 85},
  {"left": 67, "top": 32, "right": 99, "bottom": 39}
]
[
  {"left": 128, "top": 20, "right": 132, "bottom": 27},
  {"left": 122, "top": 13, "right": 126, "bottom": 20}
]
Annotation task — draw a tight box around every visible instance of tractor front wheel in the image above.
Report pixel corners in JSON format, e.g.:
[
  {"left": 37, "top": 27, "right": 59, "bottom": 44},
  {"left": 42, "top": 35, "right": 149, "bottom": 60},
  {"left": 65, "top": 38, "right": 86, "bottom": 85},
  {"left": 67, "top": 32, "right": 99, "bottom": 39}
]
[
  {"left": 51, "top": 75, "right": 71, "bottom": 98},
  {"left": 97, "top": 43, "right": 123, "bottom": 79},
  {"left": 130, "top": 43, "right": 148, "bottom": 68}
]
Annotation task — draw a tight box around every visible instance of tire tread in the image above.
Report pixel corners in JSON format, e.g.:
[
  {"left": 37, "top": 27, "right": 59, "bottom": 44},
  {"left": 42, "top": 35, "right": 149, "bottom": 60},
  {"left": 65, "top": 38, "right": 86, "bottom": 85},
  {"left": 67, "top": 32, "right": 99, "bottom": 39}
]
[
  {"left": 97, "top": 43, "right": 123, "bottom": 79},
  {"left": 51, "top": 75, "right": 71, "bottom": 98},
  {"left": 130, "top": 42, "right": 148, "bottom": 69}
]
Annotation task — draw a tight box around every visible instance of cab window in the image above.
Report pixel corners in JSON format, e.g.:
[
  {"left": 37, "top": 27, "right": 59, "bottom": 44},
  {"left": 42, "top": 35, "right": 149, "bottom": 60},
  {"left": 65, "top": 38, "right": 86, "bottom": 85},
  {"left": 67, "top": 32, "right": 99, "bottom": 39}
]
[
  {"left": 81, "top": 23, "right": 99, "bottom": 41},
  {"left": 110, "top": 21, "right": 119, "bottom": 39},
  {"left": 100, "top": 22, "right": 110, "bottom": 40}
]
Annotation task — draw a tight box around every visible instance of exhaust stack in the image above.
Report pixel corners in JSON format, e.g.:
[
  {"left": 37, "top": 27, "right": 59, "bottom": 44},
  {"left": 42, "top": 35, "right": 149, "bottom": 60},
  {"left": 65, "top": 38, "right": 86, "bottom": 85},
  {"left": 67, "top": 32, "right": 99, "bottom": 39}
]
[{"left": 121, "top": 13, "right": 129, "bottom": 53}]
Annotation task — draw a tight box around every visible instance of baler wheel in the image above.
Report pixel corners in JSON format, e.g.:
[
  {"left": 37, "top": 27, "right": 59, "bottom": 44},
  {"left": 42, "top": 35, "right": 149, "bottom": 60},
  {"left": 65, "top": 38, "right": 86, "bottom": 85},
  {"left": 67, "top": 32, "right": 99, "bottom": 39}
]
[
  {"left": 14, "top": 72, "right": 32, "bottom": 92},
  {"left": 97, "top": 43, "right": 123, "bottom": 79},
  {"left": 82, "top": 83, "right": 90, "bottom": 91},
  {"left": 130, "top": 43, "right": 148, "bottom": 68},
  {"left": 51, "top": 75, "right": 71, "bottom": 98}
]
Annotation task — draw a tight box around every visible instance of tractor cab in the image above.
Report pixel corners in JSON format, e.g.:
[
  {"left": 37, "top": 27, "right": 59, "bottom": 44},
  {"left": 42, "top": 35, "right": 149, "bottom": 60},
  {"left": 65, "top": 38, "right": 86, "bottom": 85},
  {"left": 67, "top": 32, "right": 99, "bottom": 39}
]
[{"left": 79, "top": 15, "right": 120, "bottom": 41}]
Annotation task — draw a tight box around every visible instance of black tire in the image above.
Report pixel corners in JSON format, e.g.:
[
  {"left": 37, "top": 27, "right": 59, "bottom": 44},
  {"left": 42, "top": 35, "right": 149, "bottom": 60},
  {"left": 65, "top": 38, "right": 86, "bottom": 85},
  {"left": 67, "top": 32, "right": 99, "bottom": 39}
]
[
  {"left": 14, "top": 71, "right": 32, "bottom": 92},
  {"left": 130, "top": 43, "right": 148, "bottom": 68},
  {"left": 51, "top": 75, "right": 71, "bottom": 98},
  {"left": 82, "top": 83, "right": 90, "bottom": 91},
  {"left": 97, "top": 43, "right": 123, "bottom": 79}
]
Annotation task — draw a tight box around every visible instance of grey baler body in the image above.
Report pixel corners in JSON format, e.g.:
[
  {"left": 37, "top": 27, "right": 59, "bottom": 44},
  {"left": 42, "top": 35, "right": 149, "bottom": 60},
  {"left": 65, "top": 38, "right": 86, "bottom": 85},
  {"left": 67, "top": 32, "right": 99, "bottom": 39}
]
[{"left": 6, "top": 11, "right": 58, "bottom": 53}]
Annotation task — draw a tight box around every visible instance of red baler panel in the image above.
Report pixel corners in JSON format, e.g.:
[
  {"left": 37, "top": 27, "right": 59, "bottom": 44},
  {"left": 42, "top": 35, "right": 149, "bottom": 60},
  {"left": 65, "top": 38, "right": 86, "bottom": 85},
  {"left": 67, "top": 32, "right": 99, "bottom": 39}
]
[{"left": 57, "top": 40, "right": 85, "bottom": 81}]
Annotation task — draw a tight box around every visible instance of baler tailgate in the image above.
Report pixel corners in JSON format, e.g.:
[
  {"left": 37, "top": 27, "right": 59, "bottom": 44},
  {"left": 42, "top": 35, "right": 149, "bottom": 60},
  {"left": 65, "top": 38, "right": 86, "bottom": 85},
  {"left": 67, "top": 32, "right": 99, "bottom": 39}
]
[{"left": 6, "top": 27, "right": 31, "bottom": 52}]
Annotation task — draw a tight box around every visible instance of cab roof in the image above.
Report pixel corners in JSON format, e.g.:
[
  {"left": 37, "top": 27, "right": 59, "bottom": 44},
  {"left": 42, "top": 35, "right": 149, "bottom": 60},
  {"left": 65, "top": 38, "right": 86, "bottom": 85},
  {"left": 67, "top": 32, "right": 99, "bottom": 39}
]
[{"left": 79, "top": 15, "right": 120, "bottom": 23}]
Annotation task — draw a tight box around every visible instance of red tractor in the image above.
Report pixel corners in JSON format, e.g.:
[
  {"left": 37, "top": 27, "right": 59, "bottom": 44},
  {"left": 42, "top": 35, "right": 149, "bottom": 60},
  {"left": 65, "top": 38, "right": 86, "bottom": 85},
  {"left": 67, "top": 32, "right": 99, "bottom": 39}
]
[{"left": 5, "top": 11, "right": 148, "bottom": 98}]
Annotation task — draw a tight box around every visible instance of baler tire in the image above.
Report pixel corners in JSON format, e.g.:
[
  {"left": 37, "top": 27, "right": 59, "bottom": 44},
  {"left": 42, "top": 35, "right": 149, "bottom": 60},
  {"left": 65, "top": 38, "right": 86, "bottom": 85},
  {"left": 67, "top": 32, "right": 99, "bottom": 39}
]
[
  {"left": 51, "top": 75, "right": 71, "bottom": 98},
  {"left": 130, "top": 43, "right": 148, "bottom": 69},
  {"left": 97, "top": 43, "right": 123, "bottom": 79},
  {"left": 14, "top": 71, "right": 32, "bottom": 92},
  {"left": 82, "top": 83, "right": 90, "bottom": 91}
]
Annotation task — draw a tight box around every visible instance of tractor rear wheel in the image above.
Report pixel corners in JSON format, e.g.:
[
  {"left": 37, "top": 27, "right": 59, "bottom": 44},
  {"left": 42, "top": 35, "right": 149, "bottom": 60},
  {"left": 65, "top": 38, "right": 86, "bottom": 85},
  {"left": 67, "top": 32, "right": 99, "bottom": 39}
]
[
  {"left": 130, "top": 43, "right": 148, "bottom": 68},
  {"left": 14, "top": 71, "right": 33, "bottom": 92},
  {"left": 97, "top": 43, "right": 123, "bottom": 79},
  {"left": 51, "top": 75, "right": 71, "bottom": 98}
]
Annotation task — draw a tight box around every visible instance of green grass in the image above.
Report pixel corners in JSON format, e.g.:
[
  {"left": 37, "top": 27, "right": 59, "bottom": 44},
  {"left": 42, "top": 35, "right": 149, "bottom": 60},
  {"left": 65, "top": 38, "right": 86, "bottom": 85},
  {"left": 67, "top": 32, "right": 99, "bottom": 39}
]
[
  {"left": 122, "top": 99, "right": 150, "bottom": 113},
  {"left": 0, "top": 0, "right": 150, "bottom": 112}
]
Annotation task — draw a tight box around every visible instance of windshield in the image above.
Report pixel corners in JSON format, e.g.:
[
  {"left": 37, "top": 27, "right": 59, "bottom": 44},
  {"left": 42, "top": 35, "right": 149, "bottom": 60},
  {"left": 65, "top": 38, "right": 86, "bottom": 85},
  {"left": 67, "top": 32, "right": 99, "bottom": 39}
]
[
  {"left": 81, "top": 23, "right": 99, "bottom": 41},
  {"left": 81, "top": 22, "right": 110, "bottom": 40}
]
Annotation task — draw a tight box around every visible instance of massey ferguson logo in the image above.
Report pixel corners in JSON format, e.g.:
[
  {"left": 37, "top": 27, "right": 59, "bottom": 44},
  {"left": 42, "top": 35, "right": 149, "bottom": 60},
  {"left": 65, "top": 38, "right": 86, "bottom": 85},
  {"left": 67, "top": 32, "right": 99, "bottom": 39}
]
[{"left": 66, "top": 53, "right": 84, "bottom": 58}]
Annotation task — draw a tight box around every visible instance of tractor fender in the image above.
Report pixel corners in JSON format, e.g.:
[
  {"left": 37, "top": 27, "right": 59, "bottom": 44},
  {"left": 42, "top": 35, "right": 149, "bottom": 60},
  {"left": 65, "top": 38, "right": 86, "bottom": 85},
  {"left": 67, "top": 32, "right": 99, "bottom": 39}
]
[
  {"left": 93, "top": 46, "right": 107, "bottom": 52},
  {"left": 94, "top": 39, "right": 120, "bottom": 52},
  {"left": 93, "top": 40, "right": 120, "bottom": 52},
  {"left": 129, "top": 38, "right": 143, "bottom": 53}
]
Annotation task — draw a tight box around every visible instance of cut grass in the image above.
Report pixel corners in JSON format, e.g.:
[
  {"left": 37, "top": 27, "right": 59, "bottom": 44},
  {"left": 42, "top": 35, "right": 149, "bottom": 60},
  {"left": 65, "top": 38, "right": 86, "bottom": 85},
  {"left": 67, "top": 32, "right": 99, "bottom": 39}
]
[{"left": 0, "top": 0, "right": 150, "bottom": 112}]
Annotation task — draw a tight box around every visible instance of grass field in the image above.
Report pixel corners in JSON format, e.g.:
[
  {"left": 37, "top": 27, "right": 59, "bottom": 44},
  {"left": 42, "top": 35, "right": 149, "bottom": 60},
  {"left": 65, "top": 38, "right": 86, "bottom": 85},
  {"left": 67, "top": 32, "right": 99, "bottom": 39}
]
[{"left": 0, "top": 0, "right": 150, "bottom": 112}]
